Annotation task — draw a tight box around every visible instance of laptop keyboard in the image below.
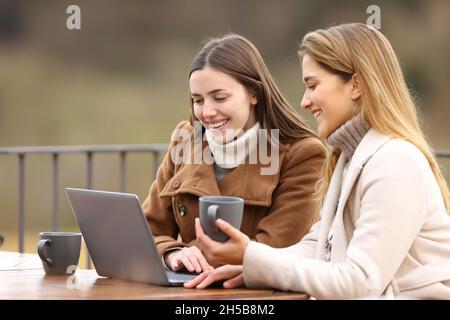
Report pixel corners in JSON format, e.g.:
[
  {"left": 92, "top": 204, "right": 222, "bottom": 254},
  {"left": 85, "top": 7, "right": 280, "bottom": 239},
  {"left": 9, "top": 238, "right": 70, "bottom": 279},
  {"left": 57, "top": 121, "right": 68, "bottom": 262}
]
[{"left": 166, "top": 270, "right": 198, "bottom": 282}]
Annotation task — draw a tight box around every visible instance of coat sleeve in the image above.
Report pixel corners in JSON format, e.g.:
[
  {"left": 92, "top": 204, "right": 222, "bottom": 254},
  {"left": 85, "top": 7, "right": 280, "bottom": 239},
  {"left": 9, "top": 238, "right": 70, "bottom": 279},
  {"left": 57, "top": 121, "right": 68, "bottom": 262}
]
[
  {"left": 253, "top": 137, "right": 326, "bottom": 248},
  {"left": 243, "top": 142, "right": 430, "bottom": 299},
  {"left": 142, "top": 121, "right": 191, "bottom": 256},
  {"left": 276, "top": 218, "right": 322, "bottom": 258}
]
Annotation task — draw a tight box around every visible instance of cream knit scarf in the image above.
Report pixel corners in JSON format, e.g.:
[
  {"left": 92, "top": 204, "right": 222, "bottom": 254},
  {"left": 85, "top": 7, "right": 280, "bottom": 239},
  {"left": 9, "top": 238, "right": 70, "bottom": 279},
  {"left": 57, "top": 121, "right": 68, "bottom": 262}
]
[{"left": 205, "top": 122, "right": 260, "bottom": 169}]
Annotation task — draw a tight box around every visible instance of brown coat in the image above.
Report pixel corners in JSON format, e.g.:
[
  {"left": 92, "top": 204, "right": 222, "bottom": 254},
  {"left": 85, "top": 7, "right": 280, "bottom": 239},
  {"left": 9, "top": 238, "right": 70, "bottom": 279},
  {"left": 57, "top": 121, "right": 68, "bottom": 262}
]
[{"left": 142, "top": 121, "right": 326, "bottom": 260}]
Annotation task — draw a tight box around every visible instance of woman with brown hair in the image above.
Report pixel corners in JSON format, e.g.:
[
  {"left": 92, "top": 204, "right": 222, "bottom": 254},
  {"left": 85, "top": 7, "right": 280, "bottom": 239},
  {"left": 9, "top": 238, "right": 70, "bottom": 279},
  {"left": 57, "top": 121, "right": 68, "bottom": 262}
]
[
  {"left": 142, "top": 33, "right": 326, "bottom": 273},
  {"left": 187, "top": 24, "right": 450, "bottom": 299}
]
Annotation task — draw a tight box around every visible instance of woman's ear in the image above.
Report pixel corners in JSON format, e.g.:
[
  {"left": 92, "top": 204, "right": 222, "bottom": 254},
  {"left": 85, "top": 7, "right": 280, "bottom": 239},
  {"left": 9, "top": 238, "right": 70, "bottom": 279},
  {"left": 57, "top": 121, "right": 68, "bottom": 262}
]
[
  {"left": 350, "top": 73, "right": 362, "bottom": 100},
  {"left": 251, "top": 95, "right": 258, "bottom": 106}
]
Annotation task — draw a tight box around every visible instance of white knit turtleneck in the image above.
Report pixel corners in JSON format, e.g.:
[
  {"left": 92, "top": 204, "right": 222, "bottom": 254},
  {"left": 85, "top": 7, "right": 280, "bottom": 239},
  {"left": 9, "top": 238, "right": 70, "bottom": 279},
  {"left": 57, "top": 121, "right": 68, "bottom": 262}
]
[{"left": 205, "top": 122, "right": 260, "bottom": 169}]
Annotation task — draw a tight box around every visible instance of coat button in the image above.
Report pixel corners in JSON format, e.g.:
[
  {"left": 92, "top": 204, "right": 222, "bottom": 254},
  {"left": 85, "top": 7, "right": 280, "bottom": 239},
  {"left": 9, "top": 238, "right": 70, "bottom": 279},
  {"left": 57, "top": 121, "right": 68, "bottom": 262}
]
[
  {"left": 178, "top": 204, "right": 186, "bottom": 216},
  {"left": 172, "top": 180, "right": 180, "bottom": 189}
]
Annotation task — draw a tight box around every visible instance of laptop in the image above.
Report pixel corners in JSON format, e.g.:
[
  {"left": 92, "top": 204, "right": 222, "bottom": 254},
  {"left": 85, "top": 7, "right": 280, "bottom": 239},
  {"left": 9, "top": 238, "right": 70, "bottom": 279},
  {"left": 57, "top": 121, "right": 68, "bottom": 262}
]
[{"left": 64, "top": 187, "right": 198, "bottom": 286}]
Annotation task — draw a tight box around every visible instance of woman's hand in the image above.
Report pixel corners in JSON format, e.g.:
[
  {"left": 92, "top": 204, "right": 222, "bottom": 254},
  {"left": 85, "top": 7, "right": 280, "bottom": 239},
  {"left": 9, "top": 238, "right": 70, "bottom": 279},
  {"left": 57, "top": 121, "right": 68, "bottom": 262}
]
[
  {"left": 195, "top": 217, "right": 250, "bottom": 266},
  {"left": 184, "top": 264, "right": 244, "bottom": 289},
  {"left": 165, "top": 246, "right": 214, "bottom": 273}
]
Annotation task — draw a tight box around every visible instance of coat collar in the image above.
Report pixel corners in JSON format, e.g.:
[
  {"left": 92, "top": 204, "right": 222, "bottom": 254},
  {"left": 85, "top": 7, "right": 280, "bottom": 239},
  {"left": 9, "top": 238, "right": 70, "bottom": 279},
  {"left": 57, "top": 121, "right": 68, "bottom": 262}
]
[
  {"left": 317, "top": 128, "right": 393, "bottom": 260},
  {"left": 159, "top": 138, "right": 289, "bottom": 207},
  {"left": 339, "top": 128, "right": 392, "bottom": 206}
]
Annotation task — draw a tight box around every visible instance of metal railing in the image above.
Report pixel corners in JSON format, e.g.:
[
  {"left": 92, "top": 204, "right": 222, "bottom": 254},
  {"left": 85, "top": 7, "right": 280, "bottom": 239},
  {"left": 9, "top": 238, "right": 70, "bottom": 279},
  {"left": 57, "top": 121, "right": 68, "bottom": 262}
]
[
  {"left": 436, "top": 150, "right": 450, "bottom": 158},
  {"left": 0, "top": 144, "right": 167, "bottom": 267},
  {"left": 1, "top": 145, "right": 450, "bottom": 265}
]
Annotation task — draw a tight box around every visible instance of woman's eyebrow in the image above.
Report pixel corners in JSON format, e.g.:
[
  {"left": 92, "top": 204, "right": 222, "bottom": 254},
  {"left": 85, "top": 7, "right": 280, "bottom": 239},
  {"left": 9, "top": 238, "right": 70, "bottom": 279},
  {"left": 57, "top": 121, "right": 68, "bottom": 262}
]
[
  {"left": 191, "top": 89, "right": 226, "bottom": 96},
  {"left": 303, "top": 76, "right": 316, "bottom": 83}
]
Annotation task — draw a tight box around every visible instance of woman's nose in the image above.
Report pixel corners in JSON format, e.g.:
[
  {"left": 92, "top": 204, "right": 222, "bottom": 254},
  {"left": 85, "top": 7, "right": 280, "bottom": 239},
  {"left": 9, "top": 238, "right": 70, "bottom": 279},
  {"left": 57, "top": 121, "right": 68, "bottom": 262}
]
[
  {"left": 202, "top": 101, "right": 218, "bottom": 119},
  {"left": 300, "top": 93, "right": 312, "bottom": 110}
]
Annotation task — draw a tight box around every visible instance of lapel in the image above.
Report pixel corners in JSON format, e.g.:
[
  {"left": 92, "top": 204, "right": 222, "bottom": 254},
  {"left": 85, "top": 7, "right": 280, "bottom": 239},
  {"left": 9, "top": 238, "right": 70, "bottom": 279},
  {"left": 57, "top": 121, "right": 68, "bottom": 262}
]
[
  {"left": 337, "top": 129, "right": 392, "bottom": 214},
  {"left": 316, "top": 154, "right": 347, "bottom": 259},
  {"left": 317, "top": 129, "right": 393, "bottom": 260},
  {"left": 159, "top": 139, "right": 289, "bottom": 207}
]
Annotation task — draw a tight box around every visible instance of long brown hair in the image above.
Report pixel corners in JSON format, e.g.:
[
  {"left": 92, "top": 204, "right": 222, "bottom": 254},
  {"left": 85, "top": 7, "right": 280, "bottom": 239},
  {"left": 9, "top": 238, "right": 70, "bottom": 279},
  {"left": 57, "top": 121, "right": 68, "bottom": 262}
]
[
  {"left": 188, "top": 33, "right": 318, "bottom": 145},
  {"left": 299, "top": 23, "right": 450, "bottom": 213}
]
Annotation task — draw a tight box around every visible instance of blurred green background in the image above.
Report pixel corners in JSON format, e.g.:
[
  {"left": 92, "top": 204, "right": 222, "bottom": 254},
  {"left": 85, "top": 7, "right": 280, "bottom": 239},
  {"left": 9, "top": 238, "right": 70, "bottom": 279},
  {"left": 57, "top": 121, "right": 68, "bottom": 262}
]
[{"left": 1, "top": 0, "right": 449, "bottom": 256}]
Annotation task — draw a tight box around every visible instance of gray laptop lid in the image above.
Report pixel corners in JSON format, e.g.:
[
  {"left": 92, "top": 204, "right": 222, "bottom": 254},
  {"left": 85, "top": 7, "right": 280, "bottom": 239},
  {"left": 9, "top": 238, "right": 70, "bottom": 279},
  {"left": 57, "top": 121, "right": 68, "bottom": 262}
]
[{"left": 64, "top": 188, "right": 196, "bottom": 286}]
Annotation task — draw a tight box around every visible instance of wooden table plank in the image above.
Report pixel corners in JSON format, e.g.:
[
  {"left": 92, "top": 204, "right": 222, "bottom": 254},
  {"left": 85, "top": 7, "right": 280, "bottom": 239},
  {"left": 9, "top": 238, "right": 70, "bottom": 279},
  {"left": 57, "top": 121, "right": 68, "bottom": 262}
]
[{"left": 0, "top": 251, "right": 308, "bottom": 300}]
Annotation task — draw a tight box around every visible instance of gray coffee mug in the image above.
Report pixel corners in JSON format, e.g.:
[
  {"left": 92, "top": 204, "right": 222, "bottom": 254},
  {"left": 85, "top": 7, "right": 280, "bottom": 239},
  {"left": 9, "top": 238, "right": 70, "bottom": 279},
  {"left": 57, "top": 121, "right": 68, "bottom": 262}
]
[
  {"left": 199, "top": 196, "right": 244, "bottom": 242},
  {"left": 37, "top": 232, "right": 81, "bottom": 275}
]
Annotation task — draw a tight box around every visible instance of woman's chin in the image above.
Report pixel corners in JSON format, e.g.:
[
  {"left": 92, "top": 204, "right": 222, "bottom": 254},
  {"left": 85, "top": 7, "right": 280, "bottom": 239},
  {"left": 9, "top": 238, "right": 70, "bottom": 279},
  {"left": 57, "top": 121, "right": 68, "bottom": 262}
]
[
  {"left": 317, "top": 129, "right": 326, "bottom": 139},
  {"left": 318, "top": 128, "right": 331, "bottom": 140}
]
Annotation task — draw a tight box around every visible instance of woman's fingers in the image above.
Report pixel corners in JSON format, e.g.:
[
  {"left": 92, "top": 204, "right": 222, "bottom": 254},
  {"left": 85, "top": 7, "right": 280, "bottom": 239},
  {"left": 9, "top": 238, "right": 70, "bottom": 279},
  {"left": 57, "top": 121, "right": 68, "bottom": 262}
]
[
  {"left": 171, "top": 259, "right": 181, "bottom": 271},
  {"left": 184, "top": 265, "right": 243, "bottom": 290},
  {"left": 182, "top": 248, "right": 202, "bottom": 273},
  {"left": 195, "top": 272, "right": 222, "bottom": 289},
  {"left": 216, "top": 219, "right": 243, "bottom": 240},
  {"left": 187, "top": 255, "right": 202, "bottom": 273},
  {"left": 195, "top": 218, "right": 216, "bottom": 249},
  {"left": 172, "top": 246, "right": 212, "bottom": 273},
  {"left": 178, "top": 253, "right": 196, "bottom": 272},
  {"left": 192, "top": 246, "right": 213, "bottom": 272},
  {"left": 195, "top": 217, "right": 249, "bottom": 266},
  {"left": 223, "top": 273, "right": 244, "bottom": 289},
  {"left": 194, "top": 217, "right": 205, "bottom": 237},
  {"left": 184, "top": 272, "right": 209, "bottom": 288},
  {"left": 166, "top": 251, "right": 181, "bottom": 271}
]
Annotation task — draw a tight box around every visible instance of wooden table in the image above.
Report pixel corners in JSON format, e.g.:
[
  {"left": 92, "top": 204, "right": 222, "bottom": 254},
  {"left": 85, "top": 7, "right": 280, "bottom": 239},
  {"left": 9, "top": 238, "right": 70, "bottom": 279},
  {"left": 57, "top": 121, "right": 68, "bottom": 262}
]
[{"left": 0, "top": 251, "right": 308, "bottom": 300}]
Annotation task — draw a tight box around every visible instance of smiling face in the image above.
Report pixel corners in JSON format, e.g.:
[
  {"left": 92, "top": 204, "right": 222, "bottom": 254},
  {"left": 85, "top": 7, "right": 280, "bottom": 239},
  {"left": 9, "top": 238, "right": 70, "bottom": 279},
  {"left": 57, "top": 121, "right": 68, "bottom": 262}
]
[
  {"left": 300, "top": 54, "right": 361, "bottom": 139},
  {"left": 190, "top": 66, "right": 257, "bottom": 144}
]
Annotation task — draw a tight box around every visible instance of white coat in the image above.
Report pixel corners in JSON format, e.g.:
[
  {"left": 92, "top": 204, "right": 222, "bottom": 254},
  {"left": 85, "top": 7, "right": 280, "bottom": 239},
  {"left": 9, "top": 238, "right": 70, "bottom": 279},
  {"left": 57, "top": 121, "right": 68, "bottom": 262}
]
[{"left": 243, "top": 129, "right": 450, "bottom": 299}]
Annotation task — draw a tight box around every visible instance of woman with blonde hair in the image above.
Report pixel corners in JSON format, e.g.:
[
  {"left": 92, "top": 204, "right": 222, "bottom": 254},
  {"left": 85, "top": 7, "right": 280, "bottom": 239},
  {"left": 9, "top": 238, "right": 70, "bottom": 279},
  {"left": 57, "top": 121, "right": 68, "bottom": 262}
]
[{"left": 186, "top": 23, "right": 450, "bottom": 299}]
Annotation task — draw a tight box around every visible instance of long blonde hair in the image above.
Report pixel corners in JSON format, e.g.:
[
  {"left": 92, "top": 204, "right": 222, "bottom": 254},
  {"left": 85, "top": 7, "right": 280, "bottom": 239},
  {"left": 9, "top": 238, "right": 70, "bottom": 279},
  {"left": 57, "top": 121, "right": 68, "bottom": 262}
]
[{"left": 299, "top": 23, "right": 450, "bottom": 213}]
